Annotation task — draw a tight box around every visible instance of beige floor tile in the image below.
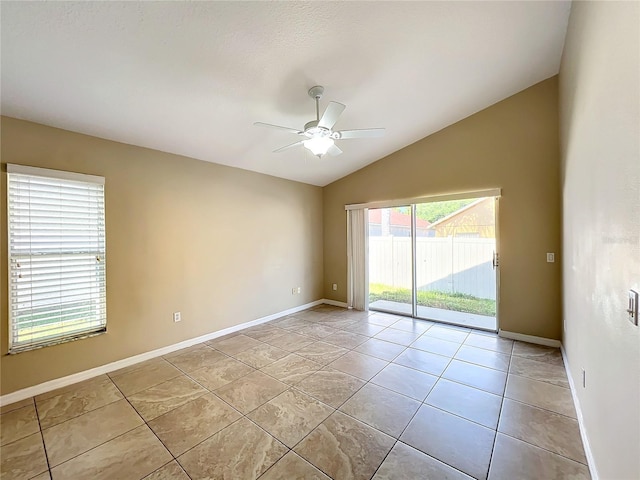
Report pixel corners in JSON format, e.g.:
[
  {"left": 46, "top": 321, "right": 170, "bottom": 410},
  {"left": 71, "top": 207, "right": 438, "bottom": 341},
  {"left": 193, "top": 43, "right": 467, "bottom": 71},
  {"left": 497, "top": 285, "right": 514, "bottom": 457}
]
[
  {"left": 50, "top": 425, "right": 171, "bottom": 480},
  {"left": 260, "top": 354, "right": 322, "bottom": 385},
  {"left": 188, "top": 356, "right": 255, "bottom": 390},
  {"left": 37, "top": 376, "right": 123, "bottom": 429},
  {"left": 209, "top": 334, "right": 263, "bottom": 355},
  {"left": 324, "top": 318, "right": 359, "bottom": 330},
  {"left": 509, "top": 355, "right": 569, "bottom": 388},
  {"left": 345, "top": 322, "right": 387, "bottom": 336},
  {"left": 35, "top": 375, "right": 110, "bottom": 402},
  {"left": 263, "top": 331, "right": 317, "bottom": 352},
  {"left": 390, "top": 318, "right": 433, "bottom": 334},
  {"left": 464, "top": 333, "right": 514, "bottom": 354},
  {"left": 164, "top": 345, "right": 226, "bottom": 373},
  {"left": 31, "top": 472, "right": 51, "bottom": 480},
  {"left": 315, "top": 315, "right": 351, "bottom": 326},
  {"left": 297, "top": 310, "right": 332, "bottom": 322},
  {"left": 328, "top": 350, "right": 388, "bottom": 381},
  {"left": 340, "top": 383, "right": 421, "bottom": 438},
  {"left": 163, "top": 343, "right": 206, "bottom": 359},
  {"left": 295, "top": 368, "right": 366, "bottom": 408},
  {"left": 442, "top": 359, "right": 507, "bottom": 395},
  {"left": 424, "top": 325, "right": 471, "bottom": 343},
  {"left": 248, "top": 388, "right": 333, "bottom": 447},
  {"left": 260, "top": 451, "right": 331, "bottom": 480},
  {"left": 505, "top": 374, "right": 576, "bottom": 418},
  {"left": 512, "top": 341, "right": 564, "bottom": 366},
  {"left": 297, "top": 323, "right": 340, "bottom": 339},
  {"left": 234, "top": 343, "right": 290, "bottom": 369},
  {"left": 110, "top": 359, "right": 182, "bottom": 397},
  {"left": 294, "top": 341, "right": 349, "bottom": 365},
  {"left": 373, "top": 441, "right": 473, "bottom": 480},
  {"left": 148, "top": 393, "right": 241, "bottom": 456},
  {"left": 207, "top": 331, "right": 242, "bottom": 343},
  {"left": 322, "top": 330, "right": 369, "bottom": 349},
  {"left": 215, "top": 370, "right": 288, "bottom": 414},
  {"left": 401, "top": 405, "right": 495, "bottom": 480},
  {"left": 143, "top": 460, "right": 190, "bottom": 480},
  {"left": 454, "top": 345, "right": 511, "bottom": 372},
  {"left": 271, "top": 316, "right": 310, "bottom": 330},
  {"left": 489, "top": 433, "right": 591, "bottom": 480},
  {"left": 411, "top": 335, "right": 461, "bottom": 357},
  {"left": 128, "top": 375, "right": 207, "bottom": 421},
  {"left": 0, "top": 432, "right": 48, "bottom": 480},
  {"left": 242, "top": 324, "right": 283, "bottom": 340},
  {"left": 309, "top": 307, "right": 337, "bottom": 316},
  {"left": 374, "top": 328, "right": 421, "bottom": 346},
  {"left": 294, "top": 411, "right": 395, "bottom": 480},
  {"left": 42, "top": 398, "right": 143, "bottom": 467},
  {"left": 0, "top": 403, "right": 40, "bottom": 446},
  {"left": 426, "top": 379, "right": 502, "bottom": 429},
  {"left": 498, "top": 399, "right": 587, "bottom": 464},
  {"left": 367, "top": 316, "right": 401, "bottom": 328},
  {"left": 0, "top": 397, "right": 33, "bottom": 415},
  {"left": 355, "top": 338, "right": 406, "bottom": 361},
  {"left": 108, "top": 357, "right": 166, "bottom": 378},
  {"left": 393, "top": 348, "right": 452, "bottom": 376},
  {"left": 245, "top": 327, "right": 289, "bottom": 344},
  {"left": 178, "top": 417, "right": 287, "bottom": 479},
  {"left": 371, "top": 363, "right": 438, "bottom": 401}
]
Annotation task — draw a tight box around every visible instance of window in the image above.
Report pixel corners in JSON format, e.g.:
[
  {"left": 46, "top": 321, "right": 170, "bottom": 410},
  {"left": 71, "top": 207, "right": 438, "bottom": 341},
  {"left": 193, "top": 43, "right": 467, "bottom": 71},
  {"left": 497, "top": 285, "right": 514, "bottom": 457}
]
[{"left": 7, "top": 164, "right": 106, "bottom": 353}]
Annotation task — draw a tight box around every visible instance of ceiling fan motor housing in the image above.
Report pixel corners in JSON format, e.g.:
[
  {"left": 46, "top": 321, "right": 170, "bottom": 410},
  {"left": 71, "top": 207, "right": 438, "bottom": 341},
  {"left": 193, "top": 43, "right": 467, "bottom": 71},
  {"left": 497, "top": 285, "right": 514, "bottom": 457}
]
[{"left": 303, "top": 120, "right": 332, "bottom": 139}]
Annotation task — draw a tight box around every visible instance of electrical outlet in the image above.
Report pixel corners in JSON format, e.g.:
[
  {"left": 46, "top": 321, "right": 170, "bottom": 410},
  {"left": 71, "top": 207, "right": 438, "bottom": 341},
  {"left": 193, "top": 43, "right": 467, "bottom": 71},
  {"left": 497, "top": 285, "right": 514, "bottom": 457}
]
[
  {"left": 546, "top": 253, "right": 555, "bottom": 263},
  {"left": 297, "top": 287, "right": 301, "bottom": 294},
  {"left": 173, "top": 312, "right": 181, "bottom": 323},
  {"left": 332, "top": 283, "right": 337, "bottom": 291}
]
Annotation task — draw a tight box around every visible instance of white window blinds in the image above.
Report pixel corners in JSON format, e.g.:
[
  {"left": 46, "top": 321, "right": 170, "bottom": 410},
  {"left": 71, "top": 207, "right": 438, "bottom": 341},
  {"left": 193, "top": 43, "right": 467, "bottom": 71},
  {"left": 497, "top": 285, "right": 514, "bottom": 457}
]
[{"left": 7, "top": 164, "right": 107, "bottom": 353}]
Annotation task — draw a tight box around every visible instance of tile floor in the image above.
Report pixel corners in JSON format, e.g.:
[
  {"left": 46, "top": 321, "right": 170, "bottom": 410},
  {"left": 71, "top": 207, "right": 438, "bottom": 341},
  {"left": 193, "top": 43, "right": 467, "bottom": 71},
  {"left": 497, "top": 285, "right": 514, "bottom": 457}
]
[{"left": 0, "top": 305, "right": 591, "bottom": 480}]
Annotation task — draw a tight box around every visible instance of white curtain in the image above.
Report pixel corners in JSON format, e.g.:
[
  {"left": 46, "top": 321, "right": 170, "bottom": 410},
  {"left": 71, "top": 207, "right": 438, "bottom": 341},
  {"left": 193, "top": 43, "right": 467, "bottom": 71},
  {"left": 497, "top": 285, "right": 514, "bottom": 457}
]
[{"left": 347, "top": 208, "right": 368, "bottom": 311}]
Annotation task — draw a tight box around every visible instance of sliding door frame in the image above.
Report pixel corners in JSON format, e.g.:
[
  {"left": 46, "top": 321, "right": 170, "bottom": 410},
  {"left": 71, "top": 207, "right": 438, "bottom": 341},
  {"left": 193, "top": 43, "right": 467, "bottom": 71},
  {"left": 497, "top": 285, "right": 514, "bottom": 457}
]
[{"left": 354, "top": 189, "right": 502, "bottom": 332}]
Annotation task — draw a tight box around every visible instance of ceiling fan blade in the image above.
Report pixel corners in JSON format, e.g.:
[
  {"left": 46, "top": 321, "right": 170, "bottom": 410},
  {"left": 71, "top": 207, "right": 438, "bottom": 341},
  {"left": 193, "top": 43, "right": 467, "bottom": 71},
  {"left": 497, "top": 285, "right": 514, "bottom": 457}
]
[
  {"left": 254, "top": 122, "right": 303, "bottom": 135},
  {"left": 335, "top": 128, "right": 385, "bottom": 139},
  {"left": 327, "top": 144, "right": 343, "bottom": 157},
  {"left": 318, "top": 101, "right": 346, "bottom": 130},
  {"left": 273, "top": 140, "right": 305, "bottom": 153}
]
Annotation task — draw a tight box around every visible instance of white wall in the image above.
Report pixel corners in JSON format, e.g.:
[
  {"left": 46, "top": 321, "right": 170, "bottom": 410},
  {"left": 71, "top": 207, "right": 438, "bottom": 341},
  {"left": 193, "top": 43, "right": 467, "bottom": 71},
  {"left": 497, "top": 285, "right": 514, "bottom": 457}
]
[{"left": 559, "top": 2, "right": 640, "bottom": 478}]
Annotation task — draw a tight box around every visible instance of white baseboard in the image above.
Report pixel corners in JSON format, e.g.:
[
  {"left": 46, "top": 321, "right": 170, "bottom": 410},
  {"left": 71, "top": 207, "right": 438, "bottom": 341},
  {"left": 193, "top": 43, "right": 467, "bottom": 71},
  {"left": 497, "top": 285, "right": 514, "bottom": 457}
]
[
  {"left": 561, "top": 345, "right": 599, "bottom": 479},
  {"left": 0, "top": 299, "right": 330, "bottom": 407},
  {"left": 322, "top": 299, "right": 348, "bottom": 308},
  {"left": 498, "top": 329, "right": 561, "bottom": 347}
]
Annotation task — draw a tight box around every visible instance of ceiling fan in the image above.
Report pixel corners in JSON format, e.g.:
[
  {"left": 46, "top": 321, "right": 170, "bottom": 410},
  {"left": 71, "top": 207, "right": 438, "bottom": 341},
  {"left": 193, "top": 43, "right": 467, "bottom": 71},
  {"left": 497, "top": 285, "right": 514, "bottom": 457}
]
[{"left": 254, "top": 86, "right": 385, "bottom": 157}]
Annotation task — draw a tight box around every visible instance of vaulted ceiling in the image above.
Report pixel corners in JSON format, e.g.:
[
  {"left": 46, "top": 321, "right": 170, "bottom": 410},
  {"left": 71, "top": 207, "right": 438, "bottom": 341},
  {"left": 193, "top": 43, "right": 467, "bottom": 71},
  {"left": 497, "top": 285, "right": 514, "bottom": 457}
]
[{"left": 1, "top": 1, "right": 571, "bottom": 186}]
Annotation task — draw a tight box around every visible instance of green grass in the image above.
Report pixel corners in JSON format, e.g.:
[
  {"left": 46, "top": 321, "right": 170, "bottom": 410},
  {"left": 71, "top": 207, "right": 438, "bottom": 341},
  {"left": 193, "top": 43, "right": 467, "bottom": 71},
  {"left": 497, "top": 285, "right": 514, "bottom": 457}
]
[{"left": 369, "top": 283, "right": 496, "bottom": 317}]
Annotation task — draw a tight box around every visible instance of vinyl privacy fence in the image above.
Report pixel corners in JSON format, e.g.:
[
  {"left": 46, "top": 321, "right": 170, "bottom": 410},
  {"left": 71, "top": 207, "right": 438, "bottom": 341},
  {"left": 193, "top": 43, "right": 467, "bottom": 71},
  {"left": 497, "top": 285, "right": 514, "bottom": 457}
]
[{"left": 368, "top": 236, "right": 496, "bottom": 300}]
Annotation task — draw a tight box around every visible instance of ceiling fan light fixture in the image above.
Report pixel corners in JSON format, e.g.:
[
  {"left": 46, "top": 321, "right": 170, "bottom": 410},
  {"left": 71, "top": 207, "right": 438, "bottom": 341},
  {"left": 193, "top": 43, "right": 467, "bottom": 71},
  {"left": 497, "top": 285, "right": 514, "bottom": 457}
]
[{"left": 304, "top": 136, "right": 334, "bottom": 156}]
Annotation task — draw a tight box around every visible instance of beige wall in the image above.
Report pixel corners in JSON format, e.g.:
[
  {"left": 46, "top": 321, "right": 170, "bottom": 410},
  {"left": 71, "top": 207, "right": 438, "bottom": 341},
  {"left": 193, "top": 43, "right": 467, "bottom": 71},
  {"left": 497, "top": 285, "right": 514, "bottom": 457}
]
[
  {"left": 0, "top": 117, "right": 323, "bottom": 395},
  {"left": 323, "top": 77, "right": 562, "bottom": 339},
  {"left": 559, "top": 2, "right": 640, "bottom": 478}
]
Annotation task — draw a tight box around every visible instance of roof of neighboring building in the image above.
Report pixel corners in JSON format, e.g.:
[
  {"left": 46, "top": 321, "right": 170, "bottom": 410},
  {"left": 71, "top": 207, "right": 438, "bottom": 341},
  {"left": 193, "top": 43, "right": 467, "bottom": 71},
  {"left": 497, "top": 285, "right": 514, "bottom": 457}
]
[{"left": 427, "top": 197, "right": 490, "bottom": 228}]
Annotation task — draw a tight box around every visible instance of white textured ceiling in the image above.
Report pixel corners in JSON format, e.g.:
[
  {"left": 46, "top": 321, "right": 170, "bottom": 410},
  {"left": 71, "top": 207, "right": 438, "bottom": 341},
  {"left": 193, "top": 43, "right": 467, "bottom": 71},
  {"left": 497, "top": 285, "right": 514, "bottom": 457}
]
[{"left": 1, "top": 1, "right": 571, "bottom": 186}]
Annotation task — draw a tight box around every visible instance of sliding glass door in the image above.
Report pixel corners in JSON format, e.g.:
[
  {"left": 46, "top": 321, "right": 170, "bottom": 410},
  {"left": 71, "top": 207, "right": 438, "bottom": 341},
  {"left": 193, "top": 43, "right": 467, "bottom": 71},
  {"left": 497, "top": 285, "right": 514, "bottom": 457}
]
[
  {"left": 368, "top": 196, "right": 498, "bottom": 331},
  {"left": 368, "top": 206, "right": 413, "bottom": 316}
]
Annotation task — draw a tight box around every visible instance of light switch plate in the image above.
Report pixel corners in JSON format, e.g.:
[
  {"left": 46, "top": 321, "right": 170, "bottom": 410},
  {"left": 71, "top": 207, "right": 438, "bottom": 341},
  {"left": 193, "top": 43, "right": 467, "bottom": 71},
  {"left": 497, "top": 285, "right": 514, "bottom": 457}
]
[
  {"left": 546, "top": 253, "right": 555, "bottom": 263},
  {"left": 629, "top": 290, "right": 638, "bottom": 325}
]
